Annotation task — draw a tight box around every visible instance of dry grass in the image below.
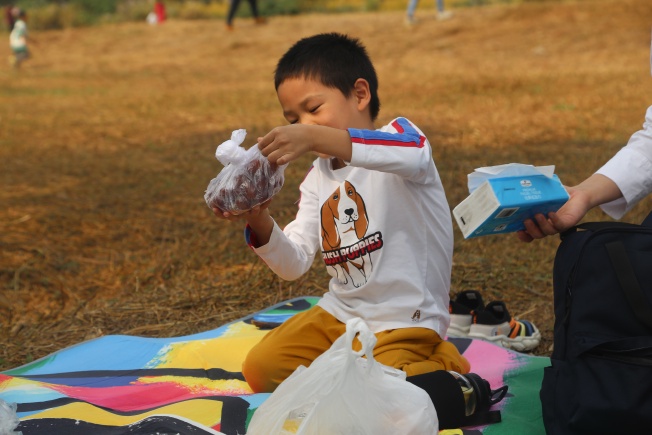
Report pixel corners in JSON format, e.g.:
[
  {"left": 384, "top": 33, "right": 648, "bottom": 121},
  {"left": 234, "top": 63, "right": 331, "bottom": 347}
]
[{"left": 1, "top": 0, "right": 652, "bottom": 371}]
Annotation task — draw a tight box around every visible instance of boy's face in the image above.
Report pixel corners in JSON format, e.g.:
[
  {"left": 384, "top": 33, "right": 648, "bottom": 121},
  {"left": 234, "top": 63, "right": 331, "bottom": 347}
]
[{"left": 277, "top": 77, "right": 369, "bottom": 131}]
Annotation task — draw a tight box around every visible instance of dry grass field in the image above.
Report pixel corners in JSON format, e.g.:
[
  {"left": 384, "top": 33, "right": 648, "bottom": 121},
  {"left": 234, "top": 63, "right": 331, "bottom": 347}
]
[{"left": 1, "top": 0, "right": 652, "bottom": 371}]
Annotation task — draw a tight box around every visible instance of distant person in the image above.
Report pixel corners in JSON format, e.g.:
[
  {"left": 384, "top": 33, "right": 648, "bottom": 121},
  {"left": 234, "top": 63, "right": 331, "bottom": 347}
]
[
  {"left": 154, "top": 1, "right": 166, "bottom": 23},
  {"left": 147, "top": 0, "right": 167, "bottom": 25},
  {"left": 225, "top": 0, "right": 265, "bottom": 31},
  {"left": 4, "top": 5, "right": 15, "bottom": 31},
  {"left": 406, "top": 0, "right": 452, "bottom": 26},
  {"left": 517, "top": 104, "right": 652, "bottom": 242},
  {"left": 9, "top": 8, "right": 32, "bottom": 69}
]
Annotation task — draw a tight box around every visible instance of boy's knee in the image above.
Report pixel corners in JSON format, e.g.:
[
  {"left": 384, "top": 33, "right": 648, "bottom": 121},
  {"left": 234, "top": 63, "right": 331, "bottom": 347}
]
[
  {"left": 242, "top": 344, "right": 289, "bottom": 393},
  {"left": 242, "top": 347, "right": 272, "bottom": 393}
]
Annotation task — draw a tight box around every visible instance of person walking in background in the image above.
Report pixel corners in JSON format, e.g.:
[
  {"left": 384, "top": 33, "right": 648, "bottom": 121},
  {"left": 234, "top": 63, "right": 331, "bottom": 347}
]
[
  {"left": 406, "top": 0, "right": 452, "bottom": 26},
  {"left": 9, "top": 8, "right": 32, "bottom": 69},
  {"left": 225, "top": 0, "right": 265, "bottom": 31}
]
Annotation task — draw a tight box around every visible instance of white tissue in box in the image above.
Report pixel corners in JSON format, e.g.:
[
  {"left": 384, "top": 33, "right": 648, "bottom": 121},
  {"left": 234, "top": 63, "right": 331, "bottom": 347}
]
[{"left": 453, "top": 164, "right": 569, "bottom": 239}]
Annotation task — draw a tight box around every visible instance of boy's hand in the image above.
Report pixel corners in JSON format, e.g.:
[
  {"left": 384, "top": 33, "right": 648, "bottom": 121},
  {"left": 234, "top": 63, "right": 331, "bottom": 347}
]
[
  {"left": 211, "top": 199, "right": 272, "bottom": 223},
  {"left": 212, "top": 200, "right": 275, "bottom": 246},
  {"left": 258, "top": 125, "right": 352, "bottom": 165},
  {"left": 258, "top": 125, "right": 314, "bottom": 166}
]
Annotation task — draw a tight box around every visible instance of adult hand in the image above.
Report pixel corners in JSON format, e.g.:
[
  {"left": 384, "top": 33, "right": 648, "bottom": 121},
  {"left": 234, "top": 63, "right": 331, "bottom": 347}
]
[
  {"left": 516, "top": 186, "right": 592, "bottom": 242},
  {"left": 517, "top": 173, "right": 625, "bottom": 242}
]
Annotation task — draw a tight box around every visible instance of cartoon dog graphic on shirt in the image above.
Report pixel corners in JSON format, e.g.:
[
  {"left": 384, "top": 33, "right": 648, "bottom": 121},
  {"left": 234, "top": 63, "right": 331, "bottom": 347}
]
[{"left": 320, "top": 180, "right": 373, "bottom": 287}]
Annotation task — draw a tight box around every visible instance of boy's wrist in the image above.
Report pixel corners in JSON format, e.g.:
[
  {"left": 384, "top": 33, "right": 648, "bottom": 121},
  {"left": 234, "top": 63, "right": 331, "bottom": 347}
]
[
  {"left": 310, "top": 126, "right": 352, "bottom": 162},
  {"left": 246, "top": 211, "right": 274, "bottom": 247}
]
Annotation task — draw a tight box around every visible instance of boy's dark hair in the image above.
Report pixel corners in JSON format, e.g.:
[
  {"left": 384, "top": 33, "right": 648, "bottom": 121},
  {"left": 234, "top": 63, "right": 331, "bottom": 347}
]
[{"left": 274, "top": 32, "right": 380, "bottom": 121}]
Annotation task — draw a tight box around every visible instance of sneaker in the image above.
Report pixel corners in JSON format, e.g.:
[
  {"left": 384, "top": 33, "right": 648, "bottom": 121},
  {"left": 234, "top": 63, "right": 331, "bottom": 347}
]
[
  {"left": 448, "top": 290, "right": 485, "bottom": 337},
  {"left": 468, "top": 301, "right": 541, "bottom": 352}
]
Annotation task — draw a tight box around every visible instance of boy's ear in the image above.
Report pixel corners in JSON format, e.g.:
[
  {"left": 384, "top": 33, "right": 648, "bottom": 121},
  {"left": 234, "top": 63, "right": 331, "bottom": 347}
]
[{"left": 352, "top": 78, "right": 371, "bottom": 112}]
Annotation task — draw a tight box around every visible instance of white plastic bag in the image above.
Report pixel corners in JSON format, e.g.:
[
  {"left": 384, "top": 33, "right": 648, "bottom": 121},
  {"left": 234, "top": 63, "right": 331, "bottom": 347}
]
[
  {"left": 247, "top": 318, "right": 439, "bottom": 435},
  {"left": 0, "top": 399, "right": 22, "bottom": 435},
  {"left": 204, "top": 129, "right": 287, "bottom": 214}
]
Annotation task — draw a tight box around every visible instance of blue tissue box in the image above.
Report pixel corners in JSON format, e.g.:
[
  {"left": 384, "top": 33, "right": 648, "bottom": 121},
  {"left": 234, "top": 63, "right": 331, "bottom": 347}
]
[{"left": 453, "top": 174, "right": 569, "bottom": 239}]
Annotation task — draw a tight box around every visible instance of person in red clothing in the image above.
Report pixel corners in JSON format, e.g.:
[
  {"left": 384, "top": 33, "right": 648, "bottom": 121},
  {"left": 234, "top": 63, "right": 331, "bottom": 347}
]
[
  {"left": 154, "top": 1, "right": 166, "bottom": 23},
  {"left": 4, "top": 5, "right": 16, "bottom": 31}
]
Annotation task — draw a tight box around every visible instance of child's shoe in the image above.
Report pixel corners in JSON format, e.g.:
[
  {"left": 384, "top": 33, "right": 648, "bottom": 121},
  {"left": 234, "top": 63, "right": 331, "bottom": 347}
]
[
  {"left": 448, "top": 290, "right": 485, "bottom": 337},
  {"left": 468, "top": 301, "right": 541, "bottom": 352}
]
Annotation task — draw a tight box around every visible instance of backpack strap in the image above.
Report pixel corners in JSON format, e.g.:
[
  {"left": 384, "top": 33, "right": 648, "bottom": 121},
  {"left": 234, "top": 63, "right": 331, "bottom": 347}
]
[
  {"left": 605, "top": 240, "right": 652, "bottom": 331},
  {"left": 576, "top": 221, "right": 635, "bottom": 231},
  {"left": 570, "top": 209, "right": 652, "bottom": 233}
]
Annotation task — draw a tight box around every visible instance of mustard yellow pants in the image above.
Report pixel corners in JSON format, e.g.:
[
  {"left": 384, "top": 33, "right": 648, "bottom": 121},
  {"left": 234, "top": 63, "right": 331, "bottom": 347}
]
[{"left": 242, "top": 306, "right": 470, "bottom": 392}]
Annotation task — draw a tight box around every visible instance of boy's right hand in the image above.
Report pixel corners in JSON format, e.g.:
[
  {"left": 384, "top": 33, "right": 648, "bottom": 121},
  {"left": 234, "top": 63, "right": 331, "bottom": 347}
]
[{"left": 213, "top": 200, "right": 275, "bottom": 246}]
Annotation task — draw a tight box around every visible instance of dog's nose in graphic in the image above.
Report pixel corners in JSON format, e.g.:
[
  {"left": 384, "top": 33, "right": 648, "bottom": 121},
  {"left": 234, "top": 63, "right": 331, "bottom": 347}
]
[{"left": 345, "top": 208, "right": 354, "bottom": 216}]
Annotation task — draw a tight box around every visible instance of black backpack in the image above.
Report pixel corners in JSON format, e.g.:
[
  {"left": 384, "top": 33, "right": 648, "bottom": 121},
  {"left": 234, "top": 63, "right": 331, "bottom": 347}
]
[{"left": 540, "top": 211, "right": 652, "bottom": 434}]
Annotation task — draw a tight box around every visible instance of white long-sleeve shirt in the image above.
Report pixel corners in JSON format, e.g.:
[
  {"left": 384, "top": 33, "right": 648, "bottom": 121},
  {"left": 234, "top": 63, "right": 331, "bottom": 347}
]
[
  {"left": 597, "top": 105, "right": 652, "bottom": 218},
  {"left": 247, "top": 118, "right": 454, "bottom": 336}
]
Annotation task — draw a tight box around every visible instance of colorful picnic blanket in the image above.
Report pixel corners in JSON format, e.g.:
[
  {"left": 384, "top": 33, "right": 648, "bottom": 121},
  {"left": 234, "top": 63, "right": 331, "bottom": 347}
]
[{"left": 0, "top": 297, "right": 548, "bottom": 434}]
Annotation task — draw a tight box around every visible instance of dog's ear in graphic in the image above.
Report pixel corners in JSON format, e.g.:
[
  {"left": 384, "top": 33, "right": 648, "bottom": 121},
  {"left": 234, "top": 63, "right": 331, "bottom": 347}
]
[
  {"left": 321, "top": 186, "right": 341, "bottom": 250},
  {"left": 344, "top": 181, "right": 369, "bottom": 239}
]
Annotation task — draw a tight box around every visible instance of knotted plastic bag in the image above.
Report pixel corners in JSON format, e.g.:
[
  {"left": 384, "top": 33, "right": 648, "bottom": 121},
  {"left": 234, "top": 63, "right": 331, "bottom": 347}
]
[
  {"left": 0, "top": 399, "right": 22, "bottom": 435},
  {"left": 204, "top": 129, "right": 287, "bottom": 214},
  {"left": 246, "top": 318, "right": 439, "bottom": 435}
]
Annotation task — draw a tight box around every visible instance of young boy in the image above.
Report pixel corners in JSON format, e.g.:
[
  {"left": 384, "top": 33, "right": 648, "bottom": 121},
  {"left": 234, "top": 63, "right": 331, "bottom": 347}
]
[
  {"left": 212, "top": 33, "right": 505, "bottom": 427},
  {"left": 8, "top": 8, "right": 30, "bottom": 69}
]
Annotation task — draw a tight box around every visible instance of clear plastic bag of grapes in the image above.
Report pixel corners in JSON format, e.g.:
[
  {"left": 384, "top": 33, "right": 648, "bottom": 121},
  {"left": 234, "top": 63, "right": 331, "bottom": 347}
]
[{"left": 205, "top": 129, "right": 287, "bottom": 214}]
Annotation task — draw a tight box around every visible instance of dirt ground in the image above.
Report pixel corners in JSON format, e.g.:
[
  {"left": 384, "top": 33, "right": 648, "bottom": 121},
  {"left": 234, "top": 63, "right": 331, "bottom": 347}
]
[{"left": 1, "top": 0, "right": 652, "bottom": 371}]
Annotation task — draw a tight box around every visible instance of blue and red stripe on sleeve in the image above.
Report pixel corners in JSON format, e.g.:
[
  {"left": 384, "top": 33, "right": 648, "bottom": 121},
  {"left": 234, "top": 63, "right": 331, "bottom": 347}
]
[{"left": 348, "top": 117, "right": 425, "bottom": 148}]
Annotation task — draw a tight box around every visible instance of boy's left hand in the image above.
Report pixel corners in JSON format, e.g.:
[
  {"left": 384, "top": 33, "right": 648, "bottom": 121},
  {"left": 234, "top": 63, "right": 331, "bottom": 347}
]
[{"left": 258, "top": 125, "right": 314, "bottom": 166}]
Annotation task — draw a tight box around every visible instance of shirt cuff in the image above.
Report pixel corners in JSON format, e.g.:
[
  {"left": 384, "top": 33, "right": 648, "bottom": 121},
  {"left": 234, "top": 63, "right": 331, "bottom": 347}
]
[
  {"left": 596, "top": 147, "right": 652, "bottom": 219},
  {"left": 244, "top": 221, "right": 280, "bottom": 253},
  {"left": 244, "top": 224, "right": 259, "bottom": 249}
]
